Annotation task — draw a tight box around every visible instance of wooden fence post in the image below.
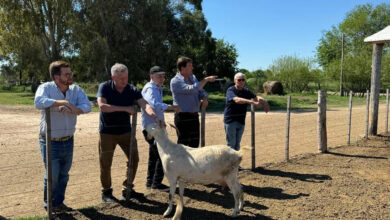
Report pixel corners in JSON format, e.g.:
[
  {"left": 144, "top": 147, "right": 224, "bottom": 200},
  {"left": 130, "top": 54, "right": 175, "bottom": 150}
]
[
  {"left": 369, "top": 43, "right": 384, "bottom": 136},
  {"left": 347, "top": 91, "right": 353, "bottom": 145},
  {"left": 317, "top": 91, "right": 327, "bottom": 153},
  {"left": 365, "top": 90, "right": 370, "bottom": 138},
  {"left": 200, "top": 109, "right": 205, "bottom": 147},
  {"left": 386, "top": 89, "right": 389, "bottom": 134},
  {"left": 45, "top": 108, "right": 53, "bottom": 219},
  {"left": 251, "top": 103, "right": 255, "bottom": 170},
  {"left": 126, "top": 105, "right": 137, "bottom": 201},
  {"left": 285, "top": 96, "right": 291, "bottom": 161}
]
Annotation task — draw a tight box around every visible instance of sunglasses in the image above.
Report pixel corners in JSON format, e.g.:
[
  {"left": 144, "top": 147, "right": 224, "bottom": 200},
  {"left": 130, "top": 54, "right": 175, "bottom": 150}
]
[{"left": 237, "top": 79, "right": 245, "bottom": 82}]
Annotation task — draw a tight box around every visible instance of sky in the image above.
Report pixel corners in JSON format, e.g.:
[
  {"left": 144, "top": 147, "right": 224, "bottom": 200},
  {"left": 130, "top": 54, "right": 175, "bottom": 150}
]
[{"left": 202, "top": 0, "right": 387, "bottom": 71}]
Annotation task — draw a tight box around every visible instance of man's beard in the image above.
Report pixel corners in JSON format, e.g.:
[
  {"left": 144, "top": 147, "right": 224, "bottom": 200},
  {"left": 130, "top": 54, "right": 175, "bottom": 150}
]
[{"left": 60, "top": 78, "right": 73, "bottom": 86}]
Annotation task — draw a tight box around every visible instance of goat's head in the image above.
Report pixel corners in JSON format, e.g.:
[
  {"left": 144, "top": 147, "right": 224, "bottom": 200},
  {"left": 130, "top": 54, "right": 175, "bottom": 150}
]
[{"left": 145, "top": 122, "right": 167, "bottom": 138}]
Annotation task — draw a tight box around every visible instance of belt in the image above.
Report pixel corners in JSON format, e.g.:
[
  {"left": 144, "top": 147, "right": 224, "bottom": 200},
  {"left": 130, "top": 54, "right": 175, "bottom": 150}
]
[
  {"left": 178, "top": 112, "right": 198, "bottom": 116},
  {"left": 39, "top": 135, "right": 73, "bottom": 142}
]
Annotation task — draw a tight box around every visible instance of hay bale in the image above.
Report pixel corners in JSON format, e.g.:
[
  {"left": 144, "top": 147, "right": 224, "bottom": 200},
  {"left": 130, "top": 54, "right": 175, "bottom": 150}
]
[{"left": 263, "top": 81, "right": 284, "bottom": 95}]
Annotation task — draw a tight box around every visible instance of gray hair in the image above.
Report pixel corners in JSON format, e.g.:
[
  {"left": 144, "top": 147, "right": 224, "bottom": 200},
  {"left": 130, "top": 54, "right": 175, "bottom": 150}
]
[
  {"left": 234, "top": 72, "right": 245, "bottom": 79},
  {"left": 111, "top": 63, "right": 128, "bottom": 76}
]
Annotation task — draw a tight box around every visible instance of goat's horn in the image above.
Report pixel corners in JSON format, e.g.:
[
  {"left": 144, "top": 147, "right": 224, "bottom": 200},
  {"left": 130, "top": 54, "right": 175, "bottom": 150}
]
[{"left": 167, "top": 123, "right": 180, "bottom": 136}]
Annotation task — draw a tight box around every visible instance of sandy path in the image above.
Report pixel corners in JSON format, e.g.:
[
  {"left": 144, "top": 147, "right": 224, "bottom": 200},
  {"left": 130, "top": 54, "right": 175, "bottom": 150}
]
[{"left": 0, "top": 103, "right": 388, "bottom": 218}]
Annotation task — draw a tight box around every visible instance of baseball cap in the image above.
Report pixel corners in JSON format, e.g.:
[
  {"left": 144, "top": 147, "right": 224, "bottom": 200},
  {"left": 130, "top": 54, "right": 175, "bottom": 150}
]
[{"left": 149, "top": 66, "right": 165, "bottom": 75}]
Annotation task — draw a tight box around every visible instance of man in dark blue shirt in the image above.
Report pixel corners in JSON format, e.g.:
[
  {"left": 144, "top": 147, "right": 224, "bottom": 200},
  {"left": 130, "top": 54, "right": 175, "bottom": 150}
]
[
  {"left": 224, "top": 72, "right": 270, "bottom": 151},
  {"left": 97, "top": 63, "right": 158, "bottom": 203}
]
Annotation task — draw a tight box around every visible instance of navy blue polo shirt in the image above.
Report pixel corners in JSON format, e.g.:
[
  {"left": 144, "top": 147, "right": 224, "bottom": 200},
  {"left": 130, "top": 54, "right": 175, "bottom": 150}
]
[
  {"left": 97, "top": 80, "right": 142, "bottom": 134},
  {"left": 223, "top": 86, "right": 256, "bottom": 125}
]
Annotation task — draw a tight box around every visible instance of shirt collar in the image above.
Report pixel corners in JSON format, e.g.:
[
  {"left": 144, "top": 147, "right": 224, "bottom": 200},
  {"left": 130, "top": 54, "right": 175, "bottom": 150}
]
[{"left": 149, "top": 80, "right": 162, "bottom": 90}]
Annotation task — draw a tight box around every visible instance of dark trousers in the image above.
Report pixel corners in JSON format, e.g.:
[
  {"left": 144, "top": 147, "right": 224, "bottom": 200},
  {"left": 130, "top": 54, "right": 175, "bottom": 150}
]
[
  {"left": 142, "top": 130, "right": 164, "bottom": 187},
  {"left": 174, "top": 113, "right": 199, "bottom": 148}
]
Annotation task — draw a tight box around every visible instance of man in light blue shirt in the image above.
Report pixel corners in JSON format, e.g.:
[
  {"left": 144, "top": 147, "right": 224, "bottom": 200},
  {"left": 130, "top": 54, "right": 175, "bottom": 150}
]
[
  {"left": 141, "top": 66, "right": 180, "bottom": 191},
  {"left": 34, "top": 61, "right": 91, "bottom": 212},
  {"left": 170, "top": 56, "right": 217, "bottom": 147}
]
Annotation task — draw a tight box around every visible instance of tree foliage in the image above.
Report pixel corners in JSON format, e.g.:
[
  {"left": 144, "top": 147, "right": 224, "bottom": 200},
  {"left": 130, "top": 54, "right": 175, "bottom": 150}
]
[
  {"left": 268, "top": 55, "right": 318, "bottom": 92},
  {"left": 317, "top": 3, "right": 390, "bottom": 92},
  {"left": 0, "top": 0, "right": 238, "bottom": 84}
]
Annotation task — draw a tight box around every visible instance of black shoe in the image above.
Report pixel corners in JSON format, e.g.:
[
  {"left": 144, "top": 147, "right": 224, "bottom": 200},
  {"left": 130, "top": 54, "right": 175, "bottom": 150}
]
[
  {"left": 121, "top": 189, "right": 145, "bottom": 201},
  {"left": 102, "top": 189, "right": 119, "bottom": 203},
  {"left": 44, "top": 203, "right": 73, "bottom": 213},
  {"left": 55, "top": 203, "right": 73, "bottom": 212},
  {"left": 151, "top": 184, "right": 170, "bottom": 192}
]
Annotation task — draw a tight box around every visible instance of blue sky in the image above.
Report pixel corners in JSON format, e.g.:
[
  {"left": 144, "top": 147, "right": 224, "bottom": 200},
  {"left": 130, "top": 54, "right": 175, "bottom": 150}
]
[{"left": 202, "top": 0, "right": 387, "bottom": 71}]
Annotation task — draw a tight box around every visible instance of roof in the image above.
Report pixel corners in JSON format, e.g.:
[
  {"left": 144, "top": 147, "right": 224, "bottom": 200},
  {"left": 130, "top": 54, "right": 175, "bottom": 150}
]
[{"left": 364, "top": 25, "right": 390, "bottom": 44}]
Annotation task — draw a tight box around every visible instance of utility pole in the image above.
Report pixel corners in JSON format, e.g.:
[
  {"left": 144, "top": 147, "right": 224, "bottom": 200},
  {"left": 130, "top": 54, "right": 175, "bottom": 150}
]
[{"left": 340, "top": 33, "right": 344, "bottom": 96}]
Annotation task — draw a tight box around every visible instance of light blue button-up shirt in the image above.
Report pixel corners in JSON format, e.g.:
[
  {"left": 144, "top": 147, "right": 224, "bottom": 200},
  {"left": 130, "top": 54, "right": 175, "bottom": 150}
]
[
  {"left": 34, "top": 81, "right": 91, "bottom": 138},
  {"left": 170, "top": 73, "right": 207, "bottom": 113},
  {"left": 141, "top": 81, "right": 168, "bottom": 130}
]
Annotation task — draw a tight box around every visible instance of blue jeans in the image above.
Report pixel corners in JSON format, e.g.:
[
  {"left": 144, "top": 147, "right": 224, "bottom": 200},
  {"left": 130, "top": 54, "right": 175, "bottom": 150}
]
[
  {"left": 224, "top": 121, "right": 245, "bottom": 151},
  {"left": 39, "top": 137, "right": 74, "bottom": 208}
]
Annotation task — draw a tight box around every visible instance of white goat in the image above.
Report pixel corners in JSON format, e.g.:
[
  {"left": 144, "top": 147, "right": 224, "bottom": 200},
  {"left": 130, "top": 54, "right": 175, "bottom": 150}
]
[{"left": 145, "top": 123, "right": 244, "bottom": 220}]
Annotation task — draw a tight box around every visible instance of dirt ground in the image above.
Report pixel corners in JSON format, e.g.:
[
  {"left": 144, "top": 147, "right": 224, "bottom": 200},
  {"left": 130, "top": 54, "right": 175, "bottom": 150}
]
[
  {"left": 47, "top": 135, "right": 390, "bottom": 220},
  {"left": 0, "top": 104, "right": 389, "bottom": 219}
]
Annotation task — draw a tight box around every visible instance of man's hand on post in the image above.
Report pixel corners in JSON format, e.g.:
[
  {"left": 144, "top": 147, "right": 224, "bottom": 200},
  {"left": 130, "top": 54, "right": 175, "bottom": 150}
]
[
  {"left": 201, "top": 98, "right": 209, "bottom": 110},
  {"left": 59, "top": 105, "right": 72, "bottom": 113},
  {"left": 126, "top": 106, "right": 136, "bottom": 115}
]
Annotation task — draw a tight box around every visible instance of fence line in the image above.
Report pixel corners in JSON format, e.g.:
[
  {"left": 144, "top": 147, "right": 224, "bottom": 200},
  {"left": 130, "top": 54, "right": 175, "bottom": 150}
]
[{"left": 1, "top": 90, "right": 390, "bottom": 218}]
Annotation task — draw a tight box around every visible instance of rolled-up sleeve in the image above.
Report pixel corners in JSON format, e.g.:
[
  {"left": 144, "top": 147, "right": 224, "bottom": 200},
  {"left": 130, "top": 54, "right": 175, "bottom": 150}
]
[
  {"left": 34, "top": 84, "right": 56, "bottom": 109},
  {"left": 199, "top": 89, "right": 208, "bottom": 100},
  {"left": 76, "top": 86, "right": 92, "bottom": 113}
]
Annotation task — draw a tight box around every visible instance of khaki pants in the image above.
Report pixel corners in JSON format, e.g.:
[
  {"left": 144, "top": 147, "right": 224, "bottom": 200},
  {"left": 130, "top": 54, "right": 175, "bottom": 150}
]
[{"left": 98, "top": 132, "right": 139, "bottom": 191}]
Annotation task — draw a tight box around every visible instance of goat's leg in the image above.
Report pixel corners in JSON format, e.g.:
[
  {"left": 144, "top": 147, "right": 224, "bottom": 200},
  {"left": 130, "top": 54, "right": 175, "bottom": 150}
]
[
  {"left": 238, "top": 183, "right": 244, "bottom": 211},
  {"left": 163, "top": 178, "right": 177, "bottom": 217},
  {"left": 172, "top": 180, "right": 185, "bottom": 220},
  {"left": 226, "top": 175, "right": 240, "bottom": 217}
]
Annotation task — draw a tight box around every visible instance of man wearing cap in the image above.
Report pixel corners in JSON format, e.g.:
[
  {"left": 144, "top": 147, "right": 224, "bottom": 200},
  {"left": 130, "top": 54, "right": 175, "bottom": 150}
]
[
  {"left": 35, "top": 61, "right": 91, "bottom": 212},
  {"left": 170, "top": 56, "right": 217, "bottom": 148},
  {"left": 141, "top": 66, "right": 180, "bottom": 191},
  {"left": 224, "top": 72, "right": 270, "bottom": 151},
  {"left": 97, "top": 63, "right": 158, "bottom": 203}
]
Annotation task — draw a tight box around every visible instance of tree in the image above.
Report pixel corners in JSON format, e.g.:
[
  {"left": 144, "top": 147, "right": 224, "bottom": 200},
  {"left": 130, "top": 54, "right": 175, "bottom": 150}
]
[
  {"left": 269, "top": 55, "right": 317, "bottom": 92},
  {"left": 0, "top": 0, "right": 74, "bottom": 81},
  {"left": 316, "top": 3, "right": 390, "bottom": 92}
]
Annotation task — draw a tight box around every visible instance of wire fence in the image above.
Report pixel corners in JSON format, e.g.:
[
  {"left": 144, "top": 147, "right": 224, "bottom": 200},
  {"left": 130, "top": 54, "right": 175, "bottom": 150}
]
[{"left": 0, "top": 90, "right": 389, "bottom": 218}]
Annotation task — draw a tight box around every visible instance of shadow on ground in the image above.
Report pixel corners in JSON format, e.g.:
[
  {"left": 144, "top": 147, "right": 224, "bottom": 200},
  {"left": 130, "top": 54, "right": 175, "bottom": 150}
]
[{"left": 253, "top": 167, "right": 332, "bottom": 183}]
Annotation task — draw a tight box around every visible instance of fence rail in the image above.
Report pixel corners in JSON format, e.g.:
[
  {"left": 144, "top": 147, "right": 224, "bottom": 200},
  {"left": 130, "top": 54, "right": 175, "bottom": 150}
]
[{"left": 0, "top": 90, "right": 389, "bottom": 218}]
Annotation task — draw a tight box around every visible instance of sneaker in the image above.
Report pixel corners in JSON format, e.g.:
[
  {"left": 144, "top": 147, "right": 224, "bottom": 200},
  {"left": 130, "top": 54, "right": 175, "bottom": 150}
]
[
  {"left": 151, "top": 184, "right": 170, "bottom": 192},
  {"left": 121, "top": 189, "right": 145, "bottom": 201},
  {"left": 102, "top": 189, "right": 119, "bottom": 203}
]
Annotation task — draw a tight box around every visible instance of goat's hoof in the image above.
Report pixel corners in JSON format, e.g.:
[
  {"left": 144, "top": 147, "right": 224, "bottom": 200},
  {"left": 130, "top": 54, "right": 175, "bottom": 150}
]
[
  {"left": 163, "top": 210, "right": 171, "bottom": 217},
  {"left": 231, "top": 211, "right": 238, "bottom": 218},
  {"left": 239, "top": 202, "right": 244, "bottom": 211}
]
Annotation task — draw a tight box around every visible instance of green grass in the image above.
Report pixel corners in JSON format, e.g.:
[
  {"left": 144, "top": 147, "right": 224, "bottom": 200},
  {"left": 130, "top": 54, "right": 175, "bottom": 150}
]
[
  {"left": 0, "top": 92, "right": 35, "bottom": 105},
  {"left": 264, "top": 92, "right": 371, "bottom": 111},
  {"left": 0, "top": 85, "right": 384, "bottom": 112}
]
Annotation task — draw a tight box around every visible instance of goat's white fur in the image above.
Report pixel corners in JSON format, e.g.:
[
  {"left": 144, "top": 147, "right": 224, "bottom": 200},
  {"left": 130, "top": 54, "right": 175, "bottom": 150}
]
[{"left": 145, "top": 123, "right": 244, "bottom": 219}]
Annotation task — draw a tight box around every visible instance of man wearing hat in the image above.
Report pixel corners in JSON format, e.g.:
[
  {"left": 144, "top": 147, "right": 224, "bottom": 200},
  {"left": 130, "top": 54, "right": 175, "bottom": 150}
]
[{"left": 141, "top": 66, "right": 180, "bottom": 191}]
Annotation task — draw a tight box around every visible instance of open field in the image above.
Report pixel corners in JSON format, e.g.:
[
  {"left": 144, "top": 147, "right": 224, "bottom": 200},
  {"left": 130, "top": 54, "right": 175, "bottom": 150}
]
[{"left": 0, "top": 103, "right": 389, "bottom": 219}]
